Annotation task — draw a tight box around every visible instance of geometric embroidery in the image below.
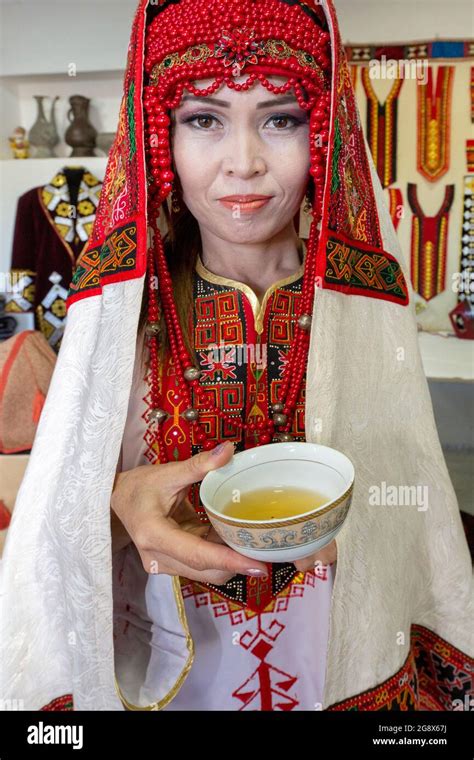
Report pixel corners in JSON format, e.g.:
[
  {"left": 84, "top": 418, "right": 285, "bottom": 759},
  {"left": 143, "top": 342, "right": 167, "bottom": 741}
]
[
  {"left": 180, "top": 568, "right": 333, "bottom": 710},
  {"left": 324, "top": 231, "right": 409, "bottom": 305},
  {"left": 326, "top": 28, "right": 385, "bottom": 250},
  {"left": 39, "top": 623, "right": 474, "bottom": 712},
  {"left": 3, "top": 269, "right": 36, "bottom": 312},
  {"left": 67, "top": 221, "right": 138, "bottom": 300},
  {"left": 231, "top": 616, "right": 301, "bottom": 711},
  {"left": 65, "top": 2, "right": 145, "bottom": 309},
  {"left": 139, "top": 262, "right": 308, "bottom": 614},
  {"left": 179, "top": 266, "right": 308, "bottom": 611},
  {"left": 327, "top": 648, "right": 419, "bottom": 711},
  {"left": 180, "top": 566, "right": 329, "bottom": 622},
  {"left": 195, "top": 292, "right": 244, "bottom": 346},
  {"left": 39, "top": 169, "right": 102, "bottom": 256},
  {"left": 455, "top": 175, "right": 474, "bottom": 312},
  {"left": 410, "top": 624, "right": 473, "bottom": 711},
  {"left": 327, "top": 624, "right": 474, "bottom": 711}
]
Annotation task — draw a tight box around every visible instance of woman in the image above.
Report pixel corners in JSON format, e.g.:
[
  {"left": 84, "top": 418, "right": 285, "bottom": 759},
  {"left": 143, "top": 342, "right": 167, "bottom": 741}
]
[{"left": 1, "top": 0, "right": 472, "bottom": 712}]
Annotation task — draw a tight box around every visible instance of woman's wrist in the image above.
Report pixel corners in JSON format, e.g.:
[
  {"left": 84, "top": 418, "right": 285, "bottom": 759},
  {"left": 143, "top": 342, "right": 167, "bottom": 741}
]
[{"left": 110, "top": 471, "right": 132, "bottom": 552}]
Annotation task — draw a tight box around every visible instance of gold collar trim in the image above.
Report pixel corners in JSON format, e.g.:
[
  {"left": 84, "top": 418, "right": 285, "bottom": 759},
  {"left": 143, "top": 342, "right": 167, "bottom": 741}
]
[{"left": 195, "top": 240, "right": 307, "bottom": 335}]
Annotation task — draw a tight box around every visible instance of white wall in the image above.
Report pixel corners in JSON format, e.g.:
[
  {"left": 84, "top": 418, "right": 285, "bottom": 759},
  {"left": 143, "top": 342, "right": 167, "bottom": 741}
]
[
  {"left": 0, "top": 1, "right": 135, "bottom": 77},
  {"left": 336, "top": 0, "right": 473, "bottom": 42},
  {"left": 0, "top": 0, "right": 472, "bottom": 79}
]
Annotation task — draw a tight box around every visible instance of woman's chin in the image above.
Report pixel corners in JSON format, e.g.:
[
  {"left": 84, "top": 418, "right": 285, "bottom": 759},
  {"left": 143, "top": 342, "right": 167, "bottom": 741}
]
[{"left": 211, "top": 227, "right": 286, "bottom": 246}]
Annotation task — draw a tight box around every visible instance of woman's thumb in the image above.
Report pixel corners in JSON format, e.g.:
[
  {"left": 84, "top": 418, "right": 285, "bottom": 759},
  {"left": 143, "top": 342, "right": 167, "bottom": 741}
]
[{"left": 173, "top": 440, "right": 235, "bottom": 490}]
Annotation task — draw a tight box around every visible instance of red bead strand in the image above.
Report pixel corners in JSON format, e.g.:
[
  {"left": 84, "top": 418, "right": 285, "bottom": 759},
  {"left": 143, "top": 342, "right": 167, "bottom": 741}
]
[{"left": 141, "top": 0, "right": 331, "bottom": 461}]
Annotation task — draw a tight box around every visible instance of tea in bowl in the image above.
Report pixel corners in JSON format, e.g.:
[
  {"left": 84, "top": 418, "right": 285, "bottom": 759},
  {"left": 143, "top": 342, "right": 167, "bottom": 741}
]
[{"left": 199, "top": 442, "right": 354, "bottom": 563}]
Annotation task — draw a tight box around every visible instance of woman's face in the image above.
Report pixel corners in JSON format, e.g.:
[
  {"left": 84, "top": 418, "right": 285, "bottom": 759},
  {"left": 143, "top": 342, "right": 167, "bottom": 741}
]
[{"left": 170, "top": 75, "right": 311, "bottom": 245}]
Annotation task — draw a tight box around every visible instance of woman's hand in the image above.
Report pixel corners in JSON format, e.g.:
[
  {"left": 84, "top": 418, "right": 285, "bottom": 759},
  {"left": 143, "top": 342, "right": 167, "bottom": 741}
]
[
  {"left": 110, "top": 441, "right": 269, "bottom": 585},
  {"left": 293, "top": 539, "right": 337, "bottom": 573}
]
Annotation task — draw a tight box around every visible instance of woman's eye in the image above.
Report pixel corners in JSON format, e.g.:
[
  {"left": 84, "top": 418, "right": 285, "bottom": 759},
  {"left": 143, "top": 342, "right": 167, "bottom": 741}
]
[
  {"left": 266, "top": 114, "right": 303, "bottom": 130},
  {"left": 181, "top": 112, "right": 306, "bottom": 131},
  {"left": 183, "top": 113, "right": 220, "bottom": 129}
]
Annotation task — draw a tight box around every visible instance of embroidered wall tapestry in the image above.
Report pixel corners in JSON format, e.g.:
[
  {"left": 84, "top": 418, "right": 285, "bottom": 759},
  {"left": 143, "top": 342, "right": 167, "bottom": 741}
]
[{"left": 298, "top": 40, "right": 474, "bottom": 335}]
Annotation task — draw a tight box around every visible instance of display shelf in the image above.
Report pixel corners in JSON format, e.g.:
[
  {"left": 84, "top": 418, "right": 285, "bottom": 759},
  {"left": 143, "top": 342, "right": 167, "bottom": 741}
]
[
  {"left": 0, "top": 70, "right": 123, "bottom": 161},
  {"left": 0, "top": 55, "right": 122, "bottom": 273}
]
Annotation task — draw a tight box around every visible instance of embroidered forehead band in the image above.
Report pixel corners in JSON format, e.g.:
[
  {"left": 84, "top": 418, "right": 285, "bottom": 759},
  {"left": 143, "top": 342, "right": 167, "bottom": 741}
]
[{"left": 149, "top": 31, "right": 327, "bottom": 83}]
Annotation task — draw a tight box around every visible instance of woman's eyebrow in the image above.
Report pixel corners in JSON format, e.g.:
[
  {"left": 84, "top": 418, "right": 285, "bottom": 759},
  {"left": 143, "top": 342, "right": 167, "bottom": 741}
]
[{"left": 179, "top": 94, "right": 299, "bottom": 109}]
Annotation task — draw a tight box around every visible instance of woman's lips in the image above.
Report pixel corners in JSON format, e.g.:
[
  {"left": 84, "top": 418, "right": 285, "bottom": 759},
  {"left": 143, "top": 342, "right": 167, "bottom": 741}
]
[{"left": 218, "top": 196, "right": 273, "bottom": 213}]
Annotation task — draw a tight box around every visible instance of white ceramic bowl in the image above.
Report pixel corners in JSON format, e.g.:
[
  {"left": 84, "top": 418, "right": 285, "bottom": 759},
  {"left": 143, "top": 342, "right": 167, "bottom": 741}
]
[{"left": 199, "top": 442, "right": 354, "bottom": 562}]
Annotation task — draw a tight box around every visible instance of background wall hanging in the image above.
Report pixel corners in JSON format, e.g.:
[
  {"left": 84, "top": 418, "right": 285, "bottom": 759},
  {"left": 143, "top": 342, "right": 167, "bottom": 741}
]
[{"left": 330, "top": 38, "right": 474, "bottom": 335}]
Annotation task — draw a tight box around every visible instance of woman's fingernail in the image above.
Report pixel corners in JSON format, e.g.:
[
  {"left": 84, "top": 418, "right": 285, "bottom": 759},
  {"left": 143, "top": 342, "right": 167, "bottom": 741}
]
[
  {"left": 245, "top": 569, "right": 268, "bottom": 578},
  {"left": 211, "top": 442, "right": 228, "bottom": 456}
]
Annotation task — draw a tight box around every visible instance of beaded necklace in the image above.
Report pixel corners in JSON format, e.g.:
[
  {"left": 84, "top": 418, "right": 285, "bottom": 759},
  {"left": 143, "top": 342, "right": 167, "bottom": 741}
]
[{"left": 141, "top": 0, "right": 331, "bottom": 463}]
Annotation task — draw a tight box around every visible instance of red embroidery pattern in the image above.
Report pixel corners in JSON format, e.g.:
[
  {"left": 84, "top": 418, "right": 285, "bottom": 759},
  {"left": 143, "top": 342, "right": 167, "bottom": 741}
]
[
  {"left": 144, "top": 265, "right": 307, "bottom": 609},
  {"left": 232, "top": 616, "right": 300, "bottom": 710},
  {"left": 180, "top": 567, "right": 330, "bottom": 622},
  {"left": 323, "top": 230, "right": 409, "bottom": 305},
  {"left": 181, "top": 567, "right": 331, "bottom": 710},
  {"left": 40, "top": 694, "right": 73, "bottom": 711},
  {"left": 328, "top": 650, "right": 418, "bottom": 711},
  {"left": 362, "top": 68, "right": 404, "bottom": 189},
  {"left": 66, "top": 3, "right": 147, "bottom": 307},
  {"left": 417, "top": 65, "right": 454, "bottom": 183},
  {"left": 39, "top": 625, "right": 473, "bottom": 711},
  {"left": 327, "top": 624, "right": 474, "bottom": 711},
  {"left": 408, "top": 183, "right": 455, "bottom": 301},
  {"left": 411, "top": 624, "right": 474, "bottom": 711},
  {"left": 327, "top": 50, "right": 382, "bottom": 247}
]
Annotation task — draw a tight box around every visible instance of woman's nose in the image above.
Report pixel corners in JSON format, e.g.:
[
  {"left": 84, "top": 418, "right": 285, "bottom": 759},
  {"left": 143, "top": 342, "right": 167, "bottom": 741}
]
[{"left": 222, "top": 132, "right": 266, "bottom": 178}]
